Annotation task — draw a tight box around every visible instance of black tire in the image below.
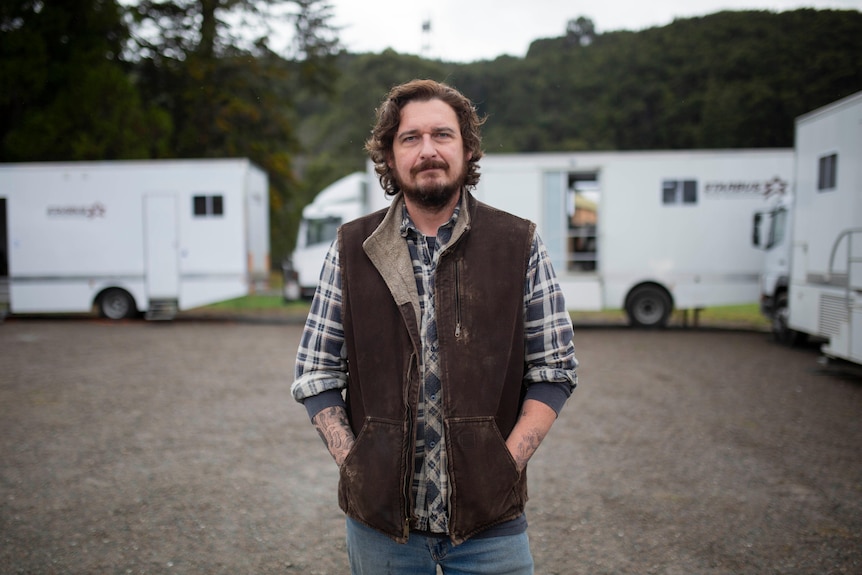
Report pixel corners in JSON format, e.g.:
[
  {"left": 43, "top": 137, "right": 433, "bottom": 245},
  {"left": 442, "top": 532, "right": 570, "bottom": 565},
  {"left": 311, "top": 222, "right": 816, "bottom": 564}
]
[
  {"left": 626, "top": 285, "right": 672, "bottom": 328},
  {"left": 771, "top": 292, "right": 806, "bottom": 346},
  {"left": 98, "top": 289, "right": 135, "bottom": 320}
]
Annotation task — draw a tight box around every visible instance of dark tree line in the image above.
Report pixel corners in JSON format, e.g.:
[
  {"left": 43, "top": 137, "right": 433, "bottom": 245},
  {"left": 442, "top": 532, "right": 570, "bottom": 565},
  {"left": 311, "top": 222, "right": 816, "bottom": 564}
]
[
  {"left": 3, "top": 5, "right": 861, "bottom": 260},
  {"left": 1, "top": 0, "right": 339, "bottom": 261},
  {"left": 295, "top": 9, "right": 862, "bottom": 212},
  {"left": 486, "top": 9, "right": 862, "bottom": 152}
]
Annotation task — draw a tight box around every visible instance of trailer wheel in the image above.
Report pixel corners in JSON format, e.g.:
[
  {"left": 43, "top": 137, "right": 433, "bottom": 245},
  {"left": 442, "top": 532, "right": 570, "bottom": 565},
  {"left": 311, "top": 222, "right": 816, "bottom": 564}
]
[
  {"left": 98, "top": 289, "right": 135, "bottom": 320},
  {"left": 625, "top": 285, "right": 672, "bottom": 328},
  {"left": 771, "top": 293, "right": 806, "bottom": 346}
]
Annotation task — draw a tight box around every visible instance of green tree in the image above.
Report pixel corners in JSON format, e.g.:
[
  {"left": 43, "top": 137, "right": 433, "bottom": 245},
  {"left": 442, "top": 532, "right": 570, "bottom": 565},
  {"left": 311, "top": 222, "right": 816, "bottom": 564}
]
[
  {"left": 566, "top": 16, "right": 596, "bottom": 47},
  {"left": 0, "top": 0, "right": 170, "bottom": 161},
  {"left": 127, "top": 0, "right": 340, "bottom": 261}
]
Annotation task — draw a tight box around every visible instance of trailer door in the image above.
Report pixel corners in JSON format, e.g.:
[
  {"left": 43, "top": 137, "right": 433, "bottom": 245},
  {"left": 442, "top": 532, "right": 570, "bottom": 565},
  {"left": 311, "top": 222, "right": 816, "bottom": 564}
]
[{"left": 144, "top": 195, "right": 179, "bottom": 299}]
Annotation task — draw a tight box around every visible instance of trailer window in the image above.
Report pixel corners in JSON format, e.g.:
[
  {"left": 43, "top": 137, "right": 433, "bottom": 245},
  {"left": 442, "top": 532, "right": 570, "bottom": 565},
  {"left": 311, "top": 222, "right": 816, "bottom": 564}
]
[
  {"left": 818, "top": 154, "right": 837, "bottom": 191},
  {"left": 662, "top": 180, "right": 698, "bottom": 205},
  {"left": 567, "top": 173, "right": 599, "bottom": 272},
  {"left": 766, "top": 207, "right": 788, "bottom": 250},
  {"left": 193, "top": 195, "right": 224, "bottom": 217},
  {"left": 773, "top": 208, "right": 788, "bottom": 248},
  {"left": 305, "top": 216, "right": 341, "bottom": 246}
]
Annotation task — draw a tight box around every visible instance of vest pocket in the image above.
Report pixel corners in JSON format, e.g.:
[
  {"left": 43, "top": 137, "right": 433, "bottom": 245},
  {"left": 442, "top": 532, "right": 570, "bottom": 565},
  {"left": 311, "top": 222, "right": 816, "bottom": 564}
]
[
  {"left": 338, "top": 416, "right": 408, "bottom": 538},
  {"left": 445, "top": 416, "right": 526, "bottom": 535}
]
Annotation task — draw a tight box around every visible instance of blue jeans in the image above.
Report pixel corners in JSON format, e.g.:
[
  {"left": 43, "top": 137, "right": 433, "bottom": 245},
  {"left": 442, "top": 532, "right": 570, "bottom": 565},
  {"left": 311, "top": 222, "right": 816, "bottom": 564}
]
[{"left": 345, "top": 518, "right": 534, "bottom": 575}]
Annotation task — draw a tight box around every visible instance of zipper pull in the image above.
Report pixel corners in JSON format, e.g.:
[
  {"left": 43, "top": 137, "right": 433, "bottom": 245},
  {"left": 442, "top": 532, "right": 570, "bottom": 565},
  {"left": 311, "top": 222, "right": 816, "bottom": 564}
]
[{"left": 454, "top": 260, "right": 462, "bottom": 338}]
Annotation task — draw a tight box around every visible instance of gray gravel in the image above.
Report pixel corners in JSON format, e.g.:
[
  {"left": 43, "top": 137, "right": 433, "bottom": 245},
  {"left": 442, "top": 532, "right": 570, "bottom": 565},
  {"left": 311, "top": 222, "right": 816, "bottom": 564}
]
[{"left": 1, "top": 317, "right": 860, "bottom": 574}]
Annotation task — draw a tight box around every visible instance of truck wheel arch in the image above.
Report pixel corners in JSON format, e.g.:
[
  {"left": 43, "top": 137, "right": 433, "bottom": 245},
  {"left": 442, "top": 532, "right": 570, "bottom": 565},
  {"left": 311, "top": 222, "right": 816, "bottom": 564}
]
[{"left": 624, "top": 283, "right": 674, "bottom": 328}]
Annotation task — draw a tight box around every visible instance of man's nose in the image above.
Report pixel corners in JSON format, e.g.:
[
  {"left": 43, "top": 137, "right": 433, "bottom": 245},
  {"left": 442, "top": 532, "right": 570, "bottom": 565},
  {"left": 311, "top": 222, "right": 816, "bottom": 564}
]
[{"left": 419, "top": 134, "right": 438, "bottom": 158}]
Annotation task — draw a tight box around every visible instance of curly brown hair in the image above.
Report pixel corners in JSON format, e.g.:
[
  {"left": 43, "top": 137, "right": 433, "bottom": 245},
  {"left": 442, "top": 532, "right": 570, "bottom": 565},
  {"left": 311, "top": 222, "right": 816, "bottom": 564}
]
[{"left": 365, "top": 79, "right": 486, "bottom": 196}]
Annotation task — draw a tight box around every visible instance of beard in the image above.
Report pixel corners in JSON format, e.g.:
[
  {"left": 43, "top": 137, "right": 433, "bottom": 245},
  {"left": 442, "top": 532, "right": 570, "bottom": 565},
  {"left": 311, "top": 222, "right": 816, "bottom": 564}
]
[{"left": 395, "top": 159, "right": 467, "bottom": 211}]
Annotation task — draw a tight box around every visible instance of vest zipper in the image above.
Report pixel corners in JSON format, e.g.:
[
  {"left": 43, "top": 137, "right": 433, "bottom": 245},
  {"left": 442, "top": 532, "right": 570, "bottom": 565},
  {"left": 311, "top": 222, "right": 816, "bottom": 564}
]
[
  {"left": 403, "top": 351, "right": 417, "bottom": 539},
  {"left": 454, "top": 260, "right": 463, "bottom": 338}
]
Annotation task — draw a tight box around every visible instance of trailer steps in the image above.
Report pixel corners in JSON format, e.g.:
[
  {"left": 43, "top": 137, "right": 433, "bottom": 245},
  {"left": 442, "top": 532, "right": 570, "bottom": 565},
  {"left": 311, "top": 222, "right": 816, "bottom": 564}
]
[{"left": 146, "top": 299, "right": 178, "bottom": 321}]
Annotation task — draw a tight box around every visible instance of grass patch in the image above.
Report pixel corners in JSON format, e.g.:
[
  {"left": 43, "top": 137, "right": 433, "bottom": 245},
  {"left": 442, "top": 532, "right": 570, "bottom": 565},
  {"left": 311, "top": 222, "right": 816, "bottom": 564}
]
[
  {"left": 570, "top": 309, "right": 627, "bottom": 324},
  {"left": 693, "top": 303, "right": 769, "bottom": 329},
  {"left": 570, "top": 303, "right": 768, "bottom": 329},
  {"left": 204, "top": 294, "right": 286, "bottom": 309},
  {"left": 201, "top": 294, "right": 311, "bottom": 313},
  {"left": 199, "top": 292, "right": 768, "bottom": 330}
]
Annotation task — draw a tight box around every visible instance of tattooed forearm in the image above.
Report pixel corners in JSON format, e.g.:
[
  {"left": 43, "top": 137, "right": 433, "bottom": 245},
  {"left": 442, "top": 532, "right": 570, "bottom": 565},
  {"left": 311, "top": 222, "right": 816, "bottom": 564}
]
[
  {"left": 510, "top": 428, "right": 545, "bottom": 473},
  {"left": 312, "top": 406, "right": 355, "bottom": 467},
  {"left": 506, "top": 399, "right": 558, "bottom": 473}
]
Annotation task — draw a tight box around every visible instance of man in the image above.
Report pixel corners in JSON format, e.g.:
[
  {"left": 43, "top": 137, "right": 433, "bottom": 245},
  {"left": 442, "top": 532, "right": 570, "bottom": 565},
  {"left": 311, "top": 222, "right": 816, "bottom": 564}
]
[{"left": 292, "top": 79, "right": 578, "bottom": 574}]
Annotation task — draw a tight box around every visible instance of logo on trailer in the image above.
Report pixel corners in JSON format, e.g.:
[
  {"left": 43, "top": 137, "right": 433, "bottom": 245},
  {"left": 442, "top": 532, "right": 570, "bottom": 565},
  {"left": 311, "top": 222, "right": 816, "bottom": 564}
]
[
  {"left": 703, "top": 176, "right": 788, "bottom": 198},
  {"left": 46, "top": 202, "right": 106, "bottom": 219}
]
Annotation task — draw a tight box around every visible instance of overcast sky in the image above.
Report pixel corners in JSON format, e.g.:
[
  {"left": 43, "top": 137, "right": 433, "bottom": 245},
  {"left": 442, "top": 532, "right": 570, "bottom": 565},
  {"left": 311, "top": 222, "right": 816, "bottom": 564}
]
[{"left": 321, "top": 0, "right": 862, "bottom": 63}]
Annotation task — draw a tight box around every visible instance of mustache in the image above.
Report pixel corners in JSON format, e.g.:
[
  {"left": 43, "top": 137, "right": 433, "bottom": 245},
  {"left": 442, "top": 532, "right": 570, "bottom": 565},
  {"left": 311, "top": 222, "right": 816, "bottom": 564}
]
[{"left": 411, "top": 159, "right": 449, "bottom": 176}]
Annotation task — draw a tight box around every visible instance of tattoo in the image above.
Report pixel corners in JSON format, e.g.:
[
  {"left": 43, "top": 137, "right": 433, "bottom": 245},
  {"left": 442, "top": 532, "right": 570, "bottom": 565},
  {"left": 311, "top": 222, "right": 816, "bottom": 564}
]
[
  {"left": 312, "top": 407, "right": 355, "bottom": 467},
  {"left": 508, "top": 399, "right": 557, "bottom": 472},
  {"left": 511, "top": 428, "right": 545, "bottom": 473}
]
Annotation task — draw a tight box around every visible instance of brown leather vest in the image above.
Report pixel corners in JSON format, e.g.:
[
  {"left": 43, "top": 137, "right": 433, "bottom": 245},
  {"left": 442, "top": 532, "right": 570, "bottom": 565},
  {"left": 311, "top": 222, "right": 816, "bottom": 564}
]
[{"left": 337, "top": 192, "right": 535, "bottom": 544}]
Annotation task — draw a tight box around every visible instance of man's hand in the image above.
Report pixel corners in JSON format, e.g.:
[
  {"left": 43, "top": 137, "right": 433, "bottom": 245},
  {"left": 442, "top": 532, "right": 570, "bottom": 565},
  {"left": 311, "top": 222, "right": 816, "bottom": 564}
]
[
  {"left": 505, "top": 399, "right": 557, "bottom": 473},
  {"left": 312, "top": 406, "right": 356, "bottom": 467}
]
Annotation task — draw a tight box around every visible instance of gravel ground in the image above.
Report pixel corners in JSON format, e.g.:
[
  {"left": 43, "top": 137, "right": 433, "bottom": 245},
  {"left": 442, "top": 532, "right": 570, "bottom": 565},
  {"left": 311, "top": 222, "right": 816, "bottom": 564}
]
[{"left": 1, "top": 315, "right": 860, "bottom": 574}]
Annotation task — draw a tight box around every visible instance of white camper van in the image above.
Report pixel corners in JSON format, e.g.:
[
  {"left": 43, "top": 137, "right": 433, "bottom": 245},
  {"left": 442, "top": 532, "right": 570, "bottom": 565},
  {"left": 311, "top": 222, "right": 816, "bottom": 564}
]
[
  {"left": 288, "top": 150, "right": 794, "bottom": 327},
  {"left": 473, "top": 149, "right": 794, "bottom": 326},
  {"left": 0, "top": 159, "right": 270, "bottom": 320},
  {"left": 283, "top": 171, "right": 391, "bottom": 300},
  {"left": 784, "top": 91, "right": 862, "bottom": 365},
  {"left": 751, "top": 189, "right": 795, "bottom": 341}
]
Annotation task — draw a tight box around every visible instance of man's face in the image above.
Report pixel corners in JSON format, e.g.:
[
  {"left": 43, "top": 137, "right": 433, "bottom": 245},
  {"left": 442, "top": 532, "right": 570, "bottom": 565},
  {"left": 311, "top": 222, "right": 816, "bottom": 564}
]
[{"left": 388, "top": 98, "right": 471, "bottom": 210}]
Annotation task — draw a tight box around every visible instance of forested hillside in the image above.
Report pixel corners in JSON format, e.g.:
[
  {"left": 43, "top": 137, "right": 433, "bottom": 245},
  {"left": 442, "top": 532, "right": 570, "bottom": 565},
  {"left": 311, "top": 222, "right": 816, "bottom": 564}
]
[
  {"left": 2, "top": 3, "right": 861, "bottom": 260},
  {"left": 298, "top": 9, "right": 862, "bottom": 198}
]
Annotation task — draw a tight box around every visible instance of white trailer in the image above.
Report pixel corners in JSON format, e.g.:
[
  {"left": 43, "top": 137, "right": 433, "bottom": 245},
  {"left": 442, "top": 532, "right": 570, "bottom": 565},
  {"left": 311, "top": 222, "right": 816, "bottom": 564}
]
[
  {"left": 287, "top": 150, "right": 794, "bottom": 327},
  {"left": 786, "top": 91, "right": 862, "bottom": 364},
  {"left": 283, "top": 171, "right": 390, "bottom": 300},
  {"left": 474, "top": 149, "right": 794, "bottom": 326},
  {"left": 0, "top": 158, "right": 270, "bottom": 320}
]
